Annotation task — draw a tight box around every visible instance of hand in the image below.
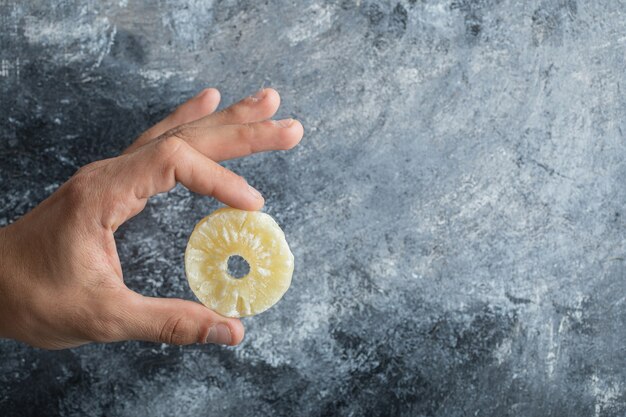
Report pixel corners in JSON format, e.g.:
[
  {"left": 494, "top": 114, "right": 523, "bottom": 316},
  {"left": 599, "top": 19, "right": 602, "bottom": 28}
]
[{"left": 0, "top": 88, "right": 303, "bottom": 349}]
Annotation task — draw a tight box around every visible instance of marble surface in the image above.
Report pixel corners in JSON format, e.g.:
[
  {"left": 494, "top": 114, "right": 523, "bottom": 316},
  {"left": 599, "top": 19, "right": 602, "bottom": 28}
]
[{"left": 2, "top": 1, "right": 626, "bottom": 415}]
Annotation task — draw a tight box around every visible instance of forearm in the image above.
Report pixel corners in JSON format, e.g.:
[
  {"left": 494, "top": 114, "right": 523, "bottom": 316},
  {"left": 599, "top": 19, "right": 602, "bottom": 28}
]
[
  {"left": 0, "top": 226, "right": 11, "bottom": 338},
  {"left": 0, "top": 224, "right": 31, "bottom": 342}
]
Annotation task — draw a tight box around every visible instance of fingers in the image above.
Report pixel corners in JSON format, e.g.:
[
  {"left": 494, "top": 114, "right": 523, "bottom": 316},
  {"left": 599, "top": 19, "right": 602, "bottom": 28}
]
[
  {"left": 124, "top": 88, "right": 282, "bottom": 155},
  {"left": 102, "top": 87, "right": 302, "bottom": 227},
  {"left": 105, "top": 137, "right": 264, "bottom": 228},
  {"left": 190, "top": 88, "right": 281, "bottom": 128},
  {"left": 117, "top": 291, "right": 245, "bottom": 346},
  {"left": 124, "top": 88, "right": 221, "bottom": 154},
  {"left": 170, "top": 118, "right": 304, "bottom": 162}
]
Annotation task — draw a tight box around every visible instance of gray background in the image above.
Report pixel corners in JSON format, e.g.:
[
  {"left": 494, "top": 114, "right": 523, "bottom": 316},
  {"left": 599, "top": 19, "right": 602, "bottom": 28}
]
[{"left": 1, "top": 0, "right": 626, "bottom": 415}]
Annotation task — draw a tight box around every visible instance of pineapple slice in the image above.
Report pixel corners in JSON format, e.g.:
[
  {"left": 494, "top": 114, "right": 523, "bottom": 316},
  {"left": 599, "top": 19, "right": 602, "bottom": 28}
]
[{"left": 184, "top": 208, "right": 294, "bottom": 318}]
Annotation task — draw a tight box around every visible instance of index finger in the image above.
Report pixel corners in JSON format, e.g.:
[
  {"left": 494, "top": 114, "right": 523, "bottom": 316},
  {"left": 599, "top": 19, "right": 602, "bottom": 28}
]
[{"left": 102, "top": 136, "right": 264, "bottom": 229}]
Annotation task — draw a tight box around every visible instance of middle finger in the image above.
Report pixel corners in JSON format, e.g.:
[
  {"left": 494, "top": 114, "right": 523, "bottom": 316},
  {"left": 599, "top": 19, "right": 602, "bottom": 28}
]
[{"left": 170, "top": 118, "right": 304, "bottom": 162}]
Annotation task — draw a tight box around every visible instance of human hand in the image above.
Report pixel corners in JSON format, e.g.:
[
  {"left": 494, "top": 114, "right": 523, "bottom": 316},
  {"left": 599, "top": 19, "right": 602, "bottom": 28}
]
[{"left": 0, "top": 88, "right": 303, "bottom": 349}]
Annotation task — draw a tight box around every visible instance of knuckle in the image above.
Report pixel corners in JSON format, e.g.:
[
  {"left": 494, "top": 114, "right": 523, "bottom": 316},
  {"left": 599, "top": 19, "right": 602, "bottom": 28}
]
[
  {"left": 237, "top": 123, "right": 256, "bottom": 142},
  {"left": 159, "top": 315, "right": 192, "bottom": 345},
  {"left": 213, "top": 165, "right": 238, "bottom": 185},
  {"left": 221, "top": 104, "right": 244, "bottom": 121},
  {"left": 75, "top": 160, "right": 98, "bottom": 175},
  {"left": 221, "top": 104, "right": 237, "bottom": 117},
  {"left": 63, "top": 159, "right": 116, "bottom": 214},
  {"left": 156, "top": 135, "right": 186, "bottom": 160},
  {"left": 63, "top": 173, "right": 92, "bottom": 208}
]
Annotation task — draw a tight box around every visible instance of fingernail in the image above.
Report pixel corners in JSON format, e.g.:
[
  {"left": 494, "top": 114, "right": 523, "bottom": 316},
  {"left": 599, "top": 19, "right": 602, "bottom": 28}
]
[
  {"left": 250, "top": 89, "right": 265, "bottom": 102},
  {"left": 248, "top": 184, "right": 263, "bottom": 199},
  {"left": 205, "top": 324, "right": 232, "bottom": 345},
  {"left": 275, "top": 118, "right": 294, "bottom": 128}
]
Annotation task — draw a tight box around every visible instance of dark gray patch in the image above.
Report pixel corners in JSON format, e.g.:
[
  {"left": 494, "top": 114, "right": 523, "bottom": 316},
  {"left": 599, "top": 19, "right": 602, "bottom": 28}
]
[
  {"left": 531, "top": 1, "right": 578, "bottom": 46},
  {"left": 466, "top": 15, "right": 482, "bottom": 37},
  {"left": 0, "top": 350, "right": 81, "bottom": 417},
  {"left": 366, "top": 3, "right": 385, "bottom": 26},
  {"left": 531, "top": 7, "right": 562, "bottom": 46},
  {"left": 450, "top": 0, "right": 491, "bottom": 42},
  {"left": 389, "top": 3, "right": 408, "bottom": 38},
  {"left": 110, "top": 29, "right": 146, "bottom": 65},
  {"left": 505, "top": 292, "right": 532, "bottom": 305}
]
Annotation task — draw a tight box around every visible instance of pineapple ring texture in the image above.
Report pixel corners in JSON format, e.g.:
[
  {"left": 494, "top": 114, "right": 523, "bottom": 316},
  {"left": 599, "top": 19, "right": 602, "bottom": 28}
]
[{"left": 185, "top": 207, "right": 294, "bottom": 318}]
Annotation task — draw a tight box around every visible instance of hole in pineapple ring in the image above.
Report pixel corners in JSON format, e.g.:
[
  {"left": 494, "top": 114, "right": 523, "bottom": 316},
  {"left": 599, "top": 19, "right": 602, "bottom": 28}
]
[{"left": 227, "top": 255, "right": 250, "bottom": 279}]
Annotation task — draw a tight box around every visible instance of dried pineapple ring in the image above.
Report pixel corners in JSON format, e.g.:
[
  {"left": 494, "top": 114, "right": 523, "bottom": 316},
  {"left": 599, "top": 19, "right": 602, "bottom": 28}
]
[{"left": 185, "top": 207, "right": 294, "bottom": 318}]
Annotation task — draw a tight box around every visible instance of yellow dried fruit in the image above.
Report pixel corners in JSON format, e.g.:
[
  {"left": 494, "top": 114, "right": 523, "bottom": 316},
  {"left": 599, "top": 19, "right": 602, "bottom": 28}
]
[{"left": 185, "top": 207, "right": 294, "bottom": 318}]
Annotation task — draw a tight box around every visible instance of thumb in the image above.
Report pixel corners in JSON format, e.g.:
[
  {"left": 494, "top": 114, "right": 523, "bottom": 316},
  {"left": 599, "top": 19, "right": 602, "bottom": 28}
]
[{"left": 118, "top": 291, "right": 245, "bottom": 346}]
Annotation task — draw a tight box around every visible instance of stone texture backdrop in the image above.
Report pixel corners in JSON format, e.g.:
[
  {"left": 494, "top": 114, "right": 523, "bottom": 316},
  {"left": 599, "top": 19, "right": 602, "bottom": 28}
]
[{"left": 2, "top": 1, "right": 626, "bottom": 416}]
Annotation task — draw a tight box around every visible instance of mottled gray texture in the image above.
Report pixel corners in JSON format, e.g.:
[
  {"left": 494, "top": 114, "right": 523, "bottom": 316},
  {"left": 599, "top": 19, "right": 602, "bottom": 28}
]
[{"left": 1, "top": 0, "right": 626, "bottom": 416}]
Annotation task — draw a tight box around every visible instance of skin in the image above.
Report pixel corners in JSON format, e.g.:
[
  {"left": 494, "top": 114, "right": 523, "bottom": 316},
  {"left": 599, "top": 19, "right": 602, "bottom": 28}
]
[{"left": 0, "top": 88, "right": 303, "bottom": 350}]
